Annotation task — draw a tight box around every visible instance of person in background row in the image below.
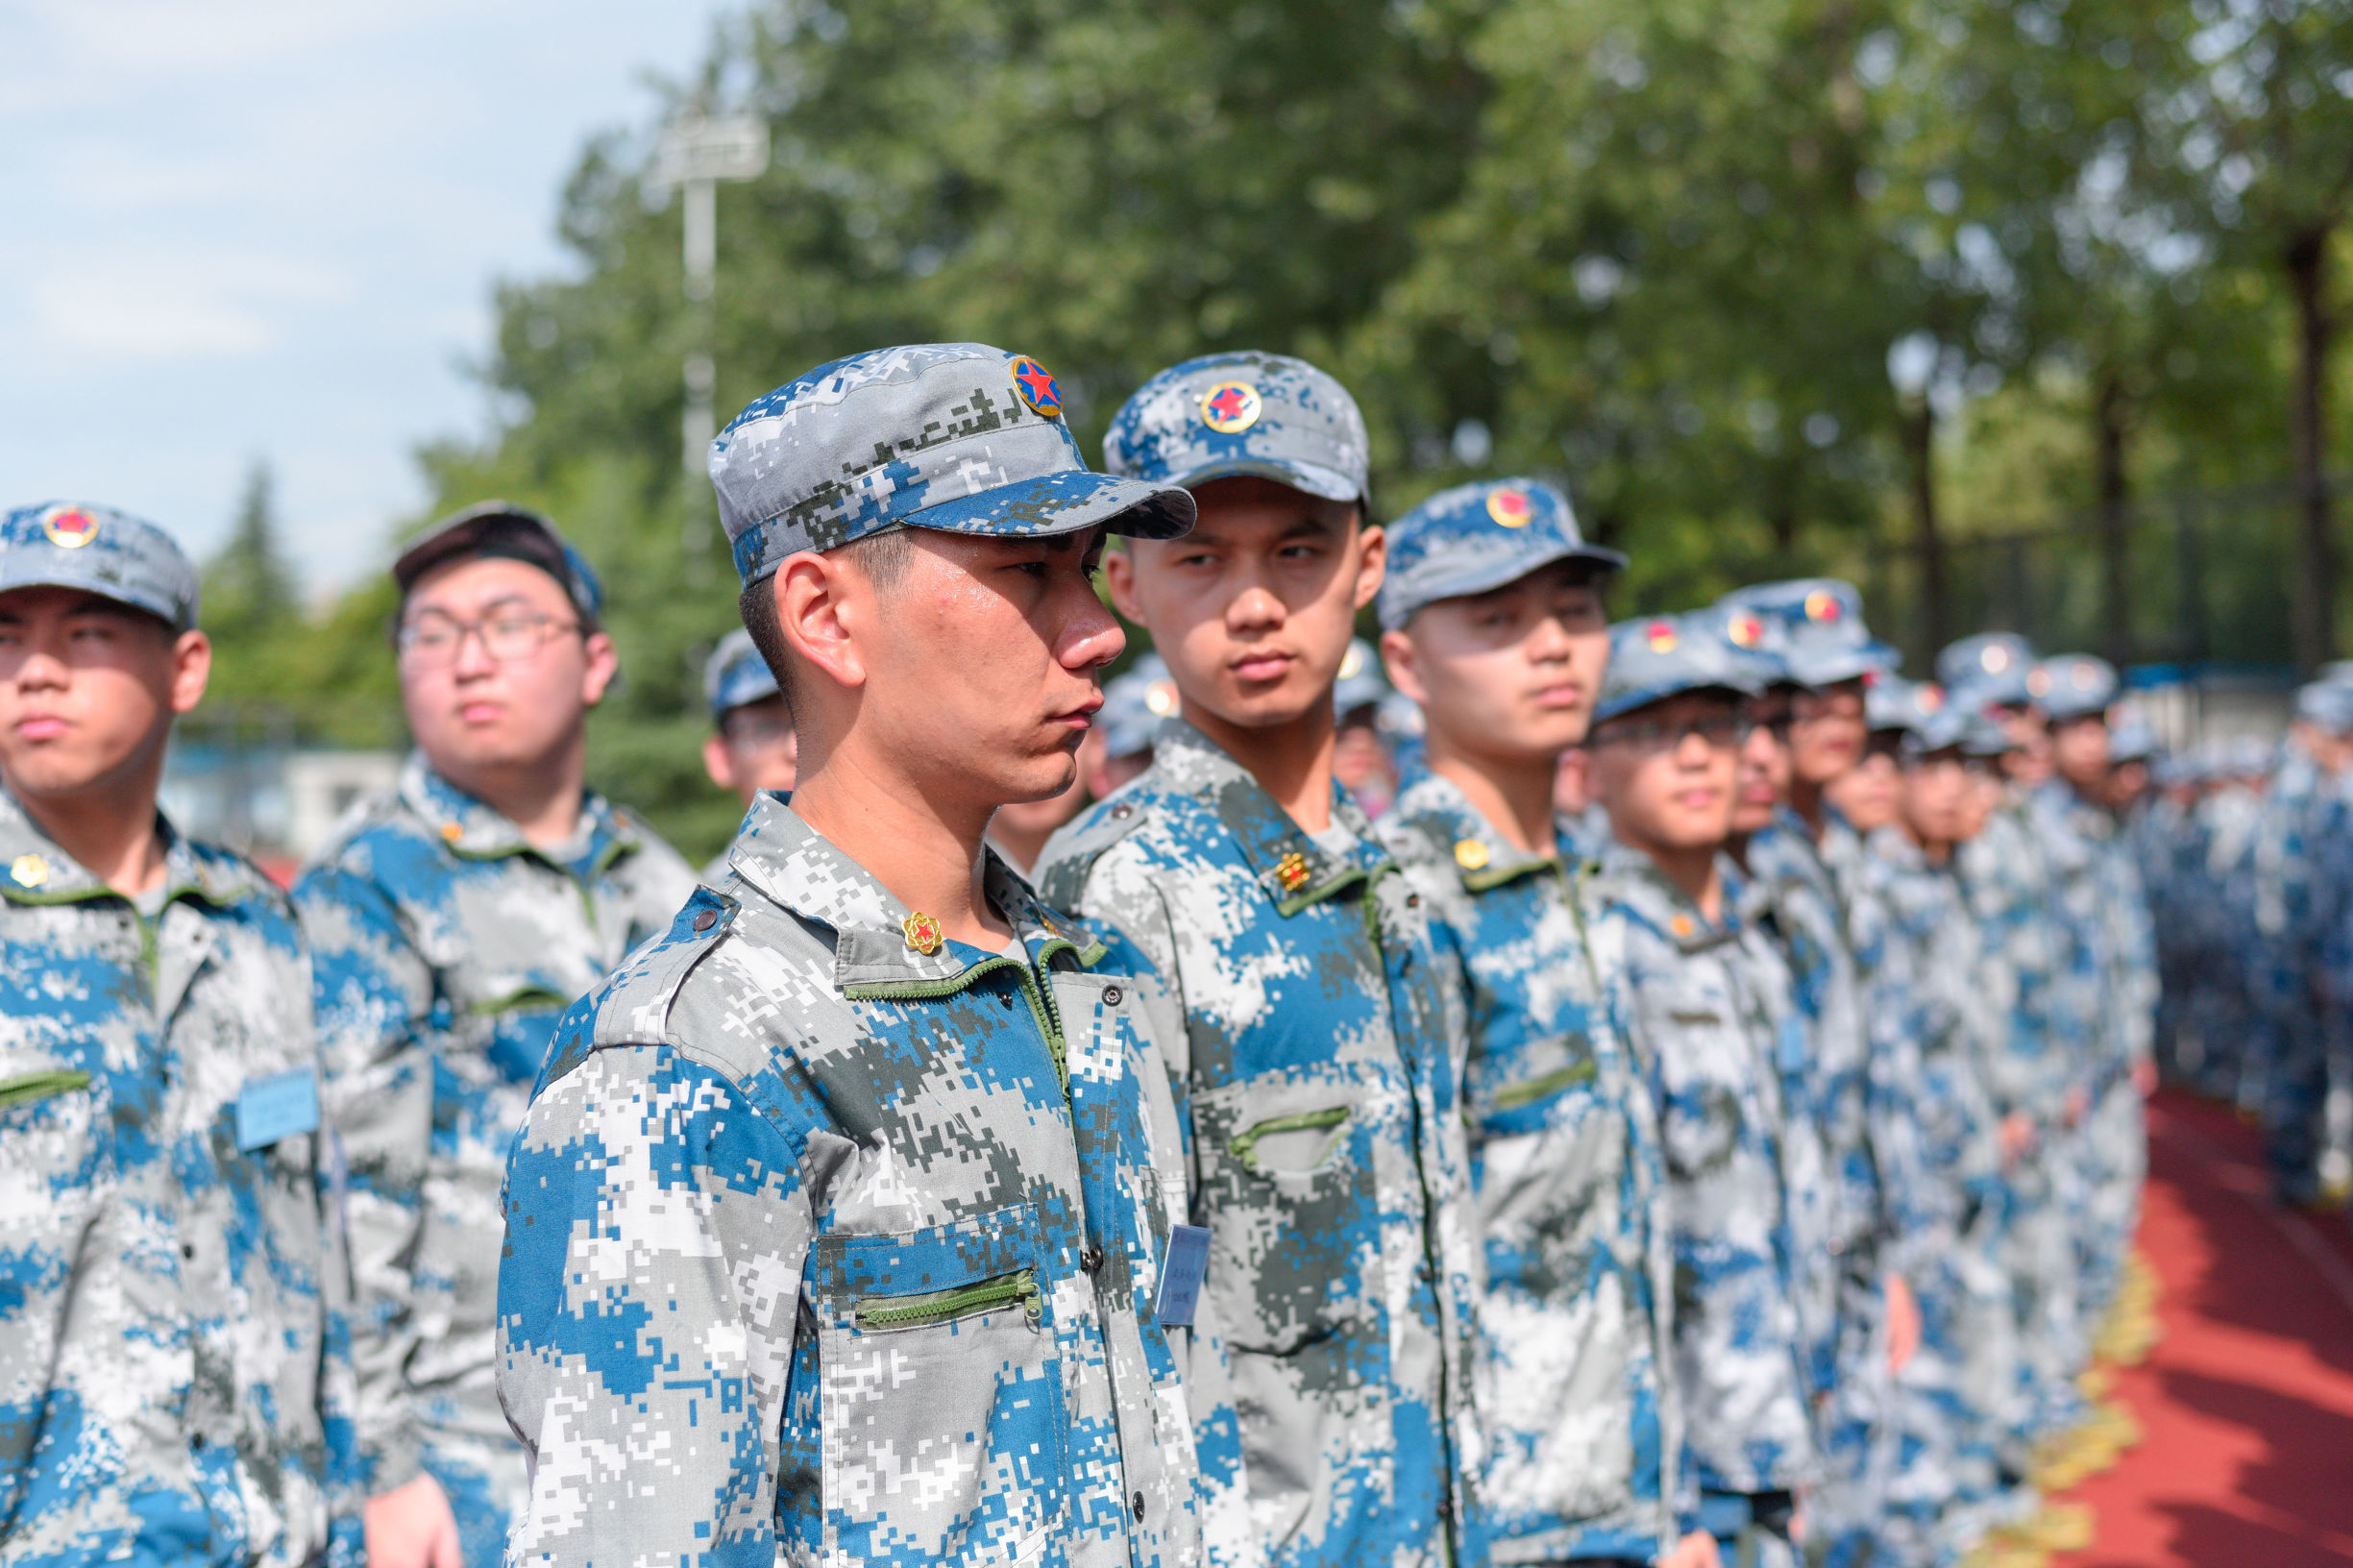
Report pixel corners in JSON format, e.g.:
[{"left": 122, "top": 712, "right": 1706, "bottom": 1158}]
[
  {"left": 293, "top": 502, "right": 697, "bottom": 1568},
  {"left": 1713, "top": 582, "right": 1919, "bottom": 1568},
  {"left": 1584, "top": 611, "right": 1816, "bottom": 1568},
  {"left": 699, "top": 625, "right": 797, "bottom": 856},
  {"left": 0, "top": 502, "right": 361, "bottom": 1567},
  {"left": 1042, "top": 351, "right": 1483, "bottom": 1568},
  {"left": 1091, "top": 649, "right": 1176, "bottom": 800},
  {"left": 1333, "top": 635, "right": 1400, "bottom": 818},
  {"left": 499, "top": 342, "right": 1236, "bottom": 1568},
  {"left": 1376, "top": 479, "right": 1718, "bottom": 1568}
]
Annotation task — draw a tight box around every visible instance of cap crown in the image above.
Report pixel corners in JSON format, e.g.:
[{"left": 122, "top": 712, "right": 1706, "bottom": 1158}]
[
  {"left": 1937, "top": 631, "right": 2037, "bottom": 708},
  {"left": 1596, "top": 610, "right": 1765, "bottom": 722},
  {"left": 1102, "top": 352, "right": 1369, "bottom": 505},
  {"left": 1097, "top": 651, "right": 1177, "bottom": 760},
  {"left": 713, "top": 343, "right": 1190, "bottom": 587},
  {"left": 0, "top": 502, "right": 199, "bottom": 629},
  {"left": 2030, "top": 653, "right": 2118, "bottom": 720},
  {"left": 704, "top": 626, "right": 782, "bottom": 717},
  {"left": 1716, "top": 577, "right": 1894, "bottom": 687},
  {"left": 1377, "top": 477, "right": 1626, "bottom": 631}
]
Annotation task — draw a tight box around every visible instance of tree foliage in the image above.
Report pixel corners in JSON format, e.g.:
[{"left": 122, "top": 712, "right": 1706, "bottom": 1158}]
[{"left": 200, "top": 0, "right": 2353, "bottom": 857}]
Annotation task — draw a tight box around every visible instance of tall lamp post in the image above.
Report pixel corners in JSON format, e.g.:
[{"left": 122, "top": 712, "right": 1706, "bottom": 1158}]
[{"left": 648, "top": 111, "right": 770, "bottom": 570}]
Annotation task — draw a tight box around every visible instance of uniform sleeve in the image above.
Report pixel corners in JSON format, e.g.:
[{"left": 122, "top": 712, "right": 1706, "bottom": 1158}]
[
  {"left": 500, "top": 1042, "right": 811, "bottom": 1568},
  {"left": 293, "top": 859, "right": 437, "bottom": 1495}
]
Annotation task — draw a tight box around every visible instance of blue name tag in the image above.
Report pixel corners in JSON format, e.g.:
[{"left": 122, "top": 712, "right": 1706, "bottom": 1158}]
[
  {"left": 236, "top": 1068, "right": 319, "bottom": 1151},
  {"left": 1155, "top": 1224, "right": 1212, "bottom": 1328}
]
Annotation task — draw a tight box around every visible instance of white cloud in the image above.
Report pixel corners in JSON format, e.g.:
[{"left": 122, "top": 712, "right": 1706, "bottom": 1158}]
[{"left": 30, "top": 253, "right": 349, "bottom": 359}]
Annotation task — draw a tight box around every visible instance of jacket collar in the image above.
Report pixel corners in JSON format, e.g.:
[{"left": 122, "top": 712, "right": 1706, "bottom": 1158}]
[
  {"left": 1391, "top": 762, "right": 1565, "bottom": 894},
  {"left": 1151, "top": 718, "right": 1392, "bottom": 913},
  {"left": 725, "top": 793, "right": 1101, "bottom": 993},
  {"left": 0, "top": 788, "right": 257, "bottom": 911},
  {"left": 1597, "top": 836, "right": 1740, "bottom": 953},
  {"left": 399, "top": 751, "right": 638, "bottom": 877}
]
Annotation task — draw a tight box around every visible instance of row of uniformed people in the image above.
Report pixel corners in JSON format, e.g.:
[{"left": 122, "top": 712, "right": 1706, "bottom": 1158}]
[
  {"left": 0, "top": 341, "right": 2150, "bottom": 1568},
  {"left": 2127, "top": 670, "right": 2353, "bottom": 1210}
]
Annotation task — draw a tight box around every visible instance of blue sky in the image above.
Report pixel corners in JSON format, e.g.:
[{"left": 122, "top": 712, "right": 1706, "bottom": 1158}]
[{"left": 1, "top": 0, "right": 734, "bottom": 597}]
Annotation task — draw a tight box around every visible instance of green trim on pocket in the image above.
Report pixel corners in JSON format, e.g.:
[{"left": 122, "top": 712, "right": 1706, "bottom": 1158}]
[
  {"left": 1488, "top": 1058, "right": 1598, "bottom": 1112},
  {"left": 0, "top": 1069, "right": 93, "bottom": 1109},
  {"left": 1231, "top": 1105, "right": 1352, "bottom": 1175},
  {"left": 466, "top": 987, "right": 574, "bottom": 1017},
  {"left": 855, "top": 1267, "right": 1041, "bottom": 1332}
]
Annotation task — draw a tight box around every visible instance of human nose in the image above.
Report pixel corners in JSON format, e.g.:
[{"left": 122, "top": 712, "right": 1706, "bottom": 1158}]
[
  {"left": 449, "top": 621, "right": 499, "bottom": 678},
  {"left": 1224, "top": 577, "right": 1285, "bottom": 636}
]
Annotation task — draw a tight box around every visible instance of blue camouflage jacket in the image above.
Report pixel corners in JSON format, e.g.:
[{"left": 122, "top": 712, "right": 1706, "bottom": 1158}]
[
  {"left": 1593, "top": 843, "right": 1816, "bottom": 1498},
  {"left": 1378, "top": 768, "right": 1679, "bottom": 1565},
  {"left": 498, "top": 795, "right": 1231, "bottom": 1568},
  {"left": 0, "top": 793, "right": 360, "bottom": 1567},
  {"left": 1039, "top": 720, "right": 1483, "bottom": 1568},
  {"left": 292, "top": 753, "right": 696, "bottom": 1492}
]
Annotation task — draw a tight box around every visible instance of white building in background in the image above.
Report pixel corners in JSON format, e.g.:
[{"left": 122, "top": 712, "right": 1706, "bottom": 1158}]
[{"left": 162, "top": 746, "right": 401, "bottom": 872}]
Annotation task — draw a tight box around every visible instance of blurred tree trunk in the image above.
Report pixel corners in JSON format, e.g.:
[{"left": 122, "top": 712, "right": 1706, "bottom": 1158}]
[
  {"left": 2287, "top": 226, "right": 2337, "bottom": 671},
  {"left": 2096, "top": 369, "right": 2133, "bottom": 668},
  {"left": 1902, "top": 403, "right": 1945, "bottom": 654}
]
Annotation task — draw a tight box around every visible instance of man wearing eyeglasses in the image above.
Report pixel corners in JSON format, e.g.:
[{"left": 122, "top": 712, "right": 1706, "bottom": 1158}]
[{"left": 293, "top": 503, "right": 696, "bottom": 1568}]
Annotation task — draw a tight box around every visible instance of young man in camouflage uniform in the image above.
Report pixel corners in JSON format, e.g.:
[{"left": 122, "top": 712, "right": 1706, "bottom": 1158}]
[
  {"left": 1937, "top": 637, "right": 2096, "bottom": 1464},
  {"left": 700, "top": 625, "right": 798, "bottom": 859},
  {"left": 1372, "top": 481, "right": 1717, "bottom": 1568},
  {"left": 498, "top": 343, "right": 1238, "bottom": 1568},
  {"left": 0, "top": 502, "right": 359, "bottom": 1566},
  {"left": 294, "top": 504, "right": 697, "bottom": 1568},
  {"left": 1710, "top": 584, "right": 1923, "bottom": 1565},
  {"left": 1584, "top": 611, "right": 1815, "bottom": 1568},
  {"left": 1038, "top": 353, "right": 1483, "bottom": 1568}
]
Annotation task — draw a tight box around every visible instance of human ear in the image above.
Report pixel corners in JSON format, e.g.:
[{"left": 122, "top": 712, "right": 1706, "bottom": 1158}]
[
  {"left": 775, "top": 552, "right": 868, "bottom": 695},
  {"left": 702, "top": 732, "right": 737, "bottom": 793},
  {"left": 1379, "top": 626, "right": 1428, "bottom": 706},
  {"left": 1102, "top": 546, "right": 1144, "bottom": 624},
  {"left": 167, "top": 629, "right": 211, "bottom": 717},
  {"left": 1351, "top": 523, "right": 1386, "bottom": 610},
  {"left": 579, "top": 630, "right": 621, "bottom": 706}
]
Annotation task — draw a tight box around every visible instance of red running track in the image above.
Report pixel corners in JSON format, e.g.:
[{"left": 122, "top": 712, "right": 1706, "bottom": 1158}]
[{"left": 2052, "top": 1090, "right": 2353, "bottom": 1567}]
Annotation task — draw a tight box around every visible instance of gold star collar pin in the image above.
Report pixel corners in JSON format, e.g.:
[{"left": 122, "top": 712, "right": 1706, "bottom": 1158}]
[
  {"left": 1275, "top": 851, "right": 1311, "bottom": 893},
  {"left": 902, "top": 911, "right": 945, "bottom": 955},
  {"left": 1453, "top": 839, "right": 1491, "bottom": 870}
]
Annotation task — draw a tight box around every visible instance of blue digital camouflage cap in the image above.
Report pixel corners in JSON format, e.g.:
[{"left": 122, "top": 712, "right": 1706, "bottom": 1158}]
[
  {"left": 703, "top": 626, "right": 782, "bottom": 720},
  {"left": 1959, "top": 710, "right": 2014, "bottom": 758},
  {"left": 1595, "top": 610, "right": 1766, "bottom": 723},
  {"left": 1715, "top": 578, "right": 1896, "bottom": 688},
  {"left": 2294, "top": 679, "right": 2353, "bottom": 734},
  {"left": 1704, "top": 599, "right": 1794, "bottom": 688},
  {"left": 1334, "top": 636, "right": 1388, "bottom": 719},
  {"left": 1866, "top": 674, "right": 1943, "bottom": 737},
  {"left": 0, "top": 502, "right": 200, "bottom": 629},
  {"left": 1375, "top": 478, "right": 1627, "bottom": 631},
  {"left": 1097, "top": 651, "right": 1178, "bottom": 760},
  {"left": 393, "top": 501, "right": 605, "bottom": 625},
  {"left": 2031, "top": 653, "right": 2118, "bottom": 722},
  {"left": 1937, "top": 631, "right": 2037, "bottom": 710},
  {"left": 1101, "top": 351, "right": 1369, "bottom": 507},
  {"left": 2107, "top": 718, "right": 2158, "bottom": 764},
  {"left": 712, "top": 343, "right": 1195, "bottom": 588}
]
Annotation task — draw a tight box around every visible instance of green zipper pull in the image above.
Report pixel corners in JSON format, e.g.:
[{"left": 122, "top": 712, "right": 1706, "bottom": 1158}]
[
  {"left": 0, "top": 1068, "right": 93, "bottom": 1109},
  {"left": 854, "top": 1267, "right": 1042, "bottom": 1332}
]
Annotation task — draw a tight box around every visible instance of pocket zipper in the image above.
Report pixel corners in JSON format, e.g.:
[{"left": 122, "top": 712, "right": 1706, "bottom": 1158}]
[
  {"left": 0, "top": 1069, "right": 93, "bottom": 1109},
  {"left": 855, "top": 1267, "right": 1042, "bottom": 1332},
  {"left": 1231, "top": 1105, "right": 1352, "bottom": 1175},
  {"left": 1489, "top": 1058, "right": 1599, "bottom": 1112}
]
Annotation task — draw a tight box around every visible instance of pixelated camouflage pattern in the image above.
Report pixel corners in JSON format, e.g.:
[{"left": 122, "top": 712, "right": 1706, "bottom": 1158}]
[
  {"left": 1374, "top": 478, "right": 1624, "bottom": 634},
  {"left": 0, "top": 792, "right": 360, "bottom": 1567},
  {"left": 1100, "top": 353, "right": 1369, "bottom": 505},
  {"left": 1036, "top": 720, "right": 1483, "bottom": 1568},
  {"left": 1378, "top": 768, "right": 1678, "bottom": 1565},
  {"left": 497, "top": 795, "right": 1222, "bottom": 1568},
  {"left": 711, "top": 344, "right": 1192, "bottom": 586},
  {"left": 0, "top": 500, "right": 201, "bottom": 631},
  {"left": 292, "top": 753, "right": 694, "bottom": 1550},
  {"left": 1592, "top": 842, "right": 1816, "bottom": 1497}
]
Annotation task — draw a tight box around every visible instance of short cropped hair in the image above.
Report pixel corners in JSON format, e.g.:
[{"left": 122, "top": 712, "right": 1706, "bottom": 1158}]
[{"left": 737, "top": 527, "right": 918, "bottom": 717}]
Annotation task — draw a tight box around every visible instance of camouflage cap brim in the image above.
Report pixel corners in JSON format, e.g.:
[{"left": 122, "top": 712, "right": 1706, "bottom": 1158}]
[
  {"left": 1158, "top": 454, "right": 1363, "bottom": 507},
  {"left": 898, "top": 468, "right": 1196, "bottom": 543},
  {"left": 1376, "top": 538, "right": 1629, "bottom": 631},
  {"left": 1593, "top": 677, "right": 1759, "bottom": 724},
  {"left": 0, "top": 502, "right": 200, "bottom": 630},
  {"left": 1783, "top": 639, "right": 1900, "bottom": 690}
]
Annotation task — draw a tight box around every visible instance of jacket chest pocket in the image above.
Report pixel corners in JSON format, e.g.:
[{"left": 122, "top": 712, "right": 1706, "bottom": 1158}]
[
  {"left": 804, "top": 1207, "right": 1069, "bottom": 1567},
  {"left": 1192, "top": 1063, "right": 1382, "bottom": 1359}
]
